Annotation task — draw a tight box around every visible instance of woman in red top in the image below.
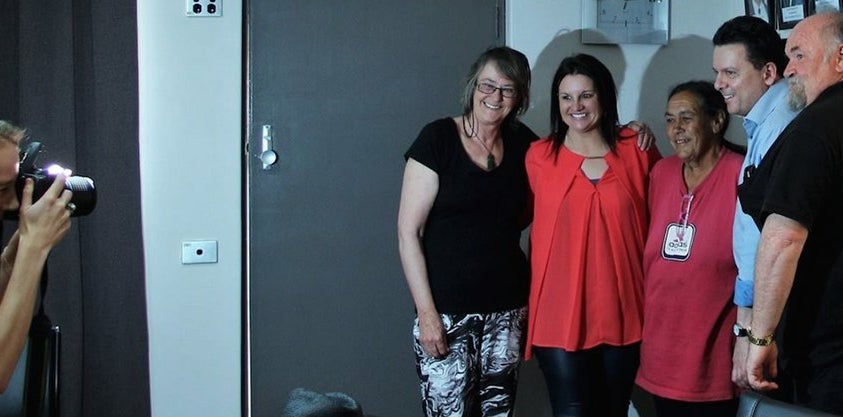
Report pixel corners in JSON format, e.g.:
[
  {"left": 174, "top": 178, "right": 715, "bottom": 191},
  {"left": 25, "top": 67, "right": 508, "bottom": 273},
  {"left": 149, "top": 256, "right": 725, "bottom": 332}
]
[{"left": 525, "top": 54, "right": 661, "bottom": 417}]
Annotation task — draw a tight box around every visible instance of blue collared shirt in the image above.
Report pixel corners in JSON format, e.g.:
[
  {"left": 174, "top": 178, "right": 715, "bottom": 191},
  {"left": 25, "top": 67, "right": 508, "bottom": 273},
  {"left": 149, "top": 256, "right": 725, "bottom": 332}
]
[{"left": 733, "top": 80, "right": 799, "bottom": 307}]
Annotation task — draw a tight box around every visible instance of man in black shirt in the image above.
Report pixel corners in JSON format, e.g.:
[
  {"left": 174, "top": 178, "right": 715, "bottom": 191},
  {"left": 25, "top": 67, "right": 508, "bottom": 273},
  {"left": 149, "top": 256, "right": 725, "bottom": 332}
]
[{"left": 740, "top": 12, "right": 843, "bottom": 414}]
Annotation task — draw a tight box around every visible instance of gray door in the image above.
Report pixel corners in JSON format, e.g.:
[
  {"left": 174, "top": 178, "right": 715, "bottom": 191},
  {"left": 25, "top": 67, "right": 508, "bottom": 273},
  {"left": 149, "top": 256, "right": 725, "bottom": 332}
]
[{"left": 246, "top": 2, "right": 505, "bottom": 416}]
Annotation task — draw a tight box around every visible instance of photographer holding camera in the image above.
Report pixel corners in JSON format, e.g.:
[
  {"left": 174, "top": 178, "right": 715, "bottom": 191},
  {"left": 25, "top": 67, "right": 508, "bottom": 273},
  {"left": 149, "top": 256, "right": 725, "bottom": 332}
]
[{"left": 0, "top": 120, "right": 74, "bottom": 393}]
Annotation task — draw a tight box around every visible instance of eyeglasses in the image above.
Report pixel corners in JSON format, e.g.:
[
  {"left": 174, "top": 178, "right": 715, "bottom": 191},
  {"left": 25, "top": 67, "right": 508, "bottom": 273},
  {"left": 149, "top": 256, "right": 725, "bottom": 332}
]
[
  {"left": 476, "top": 82, "right": 517, "bottom": 98},
  {"left": 678, "top": 193, "right": 694, "bottom": 230}
]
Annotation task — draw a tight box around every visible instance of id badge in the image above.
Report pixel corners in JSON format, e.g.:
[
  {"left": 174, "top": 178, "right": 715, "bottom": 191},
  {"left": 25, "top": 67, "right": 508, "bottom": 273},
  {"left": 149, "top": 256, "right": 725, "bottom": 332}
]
[{"left": 662, "top": 222, "right": 695, "bottom": 261}]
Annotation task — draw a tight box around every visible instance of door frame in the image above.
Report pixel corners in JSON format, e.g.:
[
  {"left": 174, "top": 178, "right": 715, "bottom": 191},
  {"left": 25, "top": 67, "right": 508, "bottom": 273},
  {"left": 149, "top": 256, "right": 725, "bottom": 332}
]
[{"left": 240, "top": 2, "right": 507, "bottom": 416}]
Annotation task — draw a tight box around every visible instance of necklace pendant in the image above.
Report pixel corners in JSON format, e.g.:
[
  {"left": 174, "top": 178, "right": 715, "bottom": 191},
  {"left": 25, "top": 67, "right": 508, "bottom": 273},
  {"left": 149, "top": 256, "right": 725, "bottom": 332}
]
[{"left": 486, "top": 153, "right": 496, "bottom": 170}]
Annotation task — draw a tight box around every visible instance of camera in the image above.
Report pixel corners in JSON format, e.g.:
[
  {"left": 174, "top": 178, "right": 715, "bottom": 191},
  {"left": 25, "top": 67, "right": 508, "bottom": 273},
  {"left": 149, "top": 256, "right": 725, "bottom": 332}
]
[{"left": 4, "top": 142, "right": 96, "bottom": 219}]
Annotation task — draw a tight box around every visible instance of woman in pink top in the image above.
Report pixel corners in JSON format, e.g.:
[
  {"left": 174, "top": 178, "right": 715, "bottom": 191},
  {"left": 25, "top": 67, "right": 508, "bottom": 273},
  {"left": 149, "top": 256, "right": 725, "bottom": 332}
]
[{"left": 637, "top": 81, "right": 744, "bottom": 417}]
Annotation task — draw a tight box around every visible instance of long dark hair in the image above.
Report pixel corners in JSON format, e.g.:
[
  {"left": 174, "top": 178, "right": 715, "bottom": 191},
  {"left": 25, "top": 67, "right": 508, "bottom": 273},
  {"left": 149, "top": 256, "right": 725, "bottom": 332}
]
[
  {"left": 548, "top": 54, "right": 628, "bottom": 157},
  {"left": 668, "top": 81, "right": 746, "bottom": 155}
]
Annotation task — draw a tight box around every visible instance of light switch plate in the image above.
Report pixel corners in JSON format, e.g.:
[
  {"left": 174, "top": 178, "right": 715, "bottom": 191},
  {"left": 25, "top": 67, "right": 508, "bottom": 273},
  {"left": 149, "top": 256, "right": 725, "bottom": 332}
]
[
  {"left": 182, "top": 240, "right": 218, "bottom": 264},
  {"left": 186, "top": 0, "right": 222, "bottom": 17}
]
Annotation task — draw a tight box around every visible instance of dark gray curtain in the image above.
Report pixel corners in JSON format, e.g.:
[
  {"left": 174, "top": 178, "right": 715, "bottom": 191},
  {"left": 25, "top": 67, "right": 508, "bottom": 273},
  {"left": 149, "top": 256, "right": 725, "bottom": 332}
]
[
  {"left": 0, "top": 1, "right": 20, "bottom": 122},
  {"left": 0, "top": 1, "right": 150, "bottom": 417}
]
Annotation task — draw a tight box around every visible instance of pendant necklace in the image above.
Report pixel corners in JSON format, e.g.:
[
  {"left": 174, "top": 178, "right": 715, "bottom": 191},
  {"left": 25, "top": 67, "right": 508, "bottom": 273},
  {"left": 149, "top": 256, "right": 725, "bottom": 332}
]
[
  {"left": 461, "top": 114, "right": 498, "bottom": 170},
  {"left": 474, "top": 137, "right": 497, "bottom": 170}
]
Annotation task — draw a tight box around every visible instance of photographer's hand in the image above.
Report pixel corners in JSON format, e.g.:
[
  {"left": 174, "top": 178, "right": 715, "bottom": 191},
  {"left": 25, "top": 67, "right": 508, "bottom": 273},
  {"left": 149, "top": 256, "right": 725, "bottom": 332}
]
[
  {"left": 18, "top": 174, "right": 73, "bottom": 251},
  {"left": 0, "top": 174, "right": 72, "bottom": 392}
]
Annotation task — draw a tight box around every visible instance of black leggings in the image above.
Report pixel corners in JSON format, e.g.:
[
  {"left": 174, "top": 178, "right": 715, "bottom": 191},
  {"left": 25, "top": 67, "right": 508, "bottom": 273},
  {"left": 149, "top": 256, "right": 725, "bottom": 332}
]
[{"left": 534, "top": 343, "right": 640, "bottom": 417}]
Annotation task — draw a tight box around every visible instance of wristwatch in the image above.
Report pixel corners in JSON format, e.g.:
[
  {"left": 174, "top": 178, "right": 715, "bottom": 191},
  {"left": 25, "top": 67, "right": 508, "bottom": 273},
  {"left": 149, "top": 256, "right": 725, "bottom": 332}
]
[
  {"left": 747, "top": 329, "right": 775, "bottom": 346},
  {"left": 733, "top": 323, "right": 749, "bottom": 337}
]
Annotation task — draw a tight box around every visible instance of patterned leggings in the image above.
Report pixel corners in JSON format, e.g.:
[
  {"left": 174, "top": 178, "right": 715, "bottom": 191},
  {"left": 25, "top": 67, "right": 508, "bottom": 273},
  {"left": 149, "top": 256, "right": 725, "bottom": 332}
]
[{"left": 413, "top": 307, "right": 527, "bottom": 417}]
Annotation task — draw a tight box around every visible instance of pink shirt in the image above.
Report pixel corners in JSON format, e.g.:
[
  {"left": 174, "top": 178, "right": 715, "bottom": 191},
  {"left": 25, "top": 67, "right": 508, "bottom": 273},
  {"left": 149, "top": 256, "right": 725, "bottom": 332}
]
[{"left": 636, "top": 150, "right": 742, "bottom": 401}]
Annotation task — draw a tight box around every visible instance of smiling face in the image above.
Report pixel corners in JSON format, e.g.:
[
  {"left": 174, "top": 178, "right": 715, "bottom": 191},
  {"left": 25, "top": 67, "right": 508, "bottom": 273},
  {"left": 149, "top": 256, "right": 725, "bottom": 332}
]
[
  {"left": 557, "top": 74, "right": 601, "bottom": 134},
  {"left": 472, "top": 62, "right": 516, "bottom": 128},
  {"left": 713, "top": 43, "right": 776, "bottom": 116},
  {"left": 665, "top": 91, "right": 723, "bottom": 165}
]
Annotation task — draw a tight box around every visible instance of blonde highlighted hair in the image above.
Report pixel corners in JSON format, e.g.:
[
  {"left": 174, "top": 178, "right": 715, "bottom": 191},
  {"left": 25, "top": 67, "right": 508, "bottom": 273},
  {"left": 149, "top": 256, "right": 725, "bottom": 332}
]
[{"left": 0, "top": 120, "right": 25, "bottom": 147}]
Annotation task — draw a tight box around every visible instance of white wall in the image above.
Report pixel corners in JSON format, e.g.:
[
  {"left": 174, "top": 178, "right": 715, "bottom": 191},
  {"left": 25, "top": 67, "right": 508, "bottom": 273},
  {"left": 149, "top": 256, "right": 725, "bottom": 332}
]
[
  {"left": 135, "top": 1, "right": 748, "bottom": 416},
  {"left": 509, "top": 0, "right": 746, "bottom": 150},
  {"left": 137, "top": 1, "right": 242, "bottom": 416}
]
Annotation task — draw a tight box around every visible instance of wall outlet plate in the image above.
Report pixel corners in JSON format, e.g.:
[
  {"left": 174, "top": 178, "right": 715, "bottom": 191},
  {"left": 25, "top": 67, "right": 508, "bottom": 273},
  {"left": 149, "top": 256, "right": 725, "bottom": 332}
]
[
  {"left": 186, "top": 0, "right": 222, "bottom": 17},
  {"left": 182, "top": 240, "right": 219, "bottom": 264}
]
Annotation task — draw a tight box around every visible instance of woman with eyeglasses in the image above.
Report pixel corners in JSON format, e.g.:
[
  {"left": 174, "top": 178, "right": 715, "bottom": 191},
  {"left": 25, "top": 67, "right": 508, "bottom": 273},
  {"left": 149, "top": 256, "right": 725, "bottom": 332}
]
[
  {"left": 636, "top": 81, "right": 745, "bottom": 417},
  {"left": 524, "top": 53, "right": 661, "bottom": 417},
  {"left": 397, "top": 46, "right": 536, "bottom": 417},
  {"left": 398, "top": 46, "right": 655, "bottom": 417}
]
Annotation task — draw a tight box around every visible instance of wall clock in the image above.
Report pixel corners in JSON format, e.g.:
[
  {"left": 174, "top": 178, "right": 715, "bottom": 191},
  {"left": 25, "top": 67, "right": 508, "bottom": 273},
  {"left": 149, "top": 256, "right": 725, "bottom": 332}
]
[{"left": 582, "top": 0, "right": 670, "bottom": 45}]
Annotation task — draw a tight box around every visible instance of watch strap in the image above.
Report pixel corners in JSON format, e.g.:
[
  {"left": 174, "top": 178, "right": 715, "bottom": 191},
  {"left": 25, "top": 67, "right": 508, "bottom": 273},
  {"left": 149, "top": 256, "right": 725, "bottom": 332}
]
[{"left": 747, "top": 329, "right": 775, "bottom": 346}]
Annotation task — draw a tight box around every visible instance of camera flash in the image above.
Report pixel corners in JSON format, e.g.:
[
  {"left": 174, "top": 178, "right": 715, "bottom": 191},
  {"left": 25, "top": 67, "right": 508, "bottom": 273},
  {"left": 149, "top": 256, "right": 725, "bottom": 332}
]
[{"left": 46, "top": 164, "right": 73, "bottom": 177}]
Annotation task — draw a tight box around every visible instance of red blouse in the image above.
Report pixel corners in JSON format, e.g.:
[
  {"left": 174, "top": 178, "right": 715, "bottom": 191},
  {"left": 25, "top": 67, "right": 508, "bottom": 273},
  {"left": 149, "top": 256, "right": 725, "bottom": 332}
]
[{"left": 525, "top": 130, "right": 660, "bottom": 357}]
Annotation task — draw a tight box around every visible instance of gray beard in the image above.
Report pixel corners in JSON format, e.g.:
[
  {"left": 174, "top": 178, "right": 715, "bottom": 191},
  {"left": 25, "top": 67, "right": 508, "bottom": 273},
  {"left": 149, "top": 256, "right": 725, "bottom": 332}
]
[{"left": 788, "top": 78, "right": 807, "bottom": 111}]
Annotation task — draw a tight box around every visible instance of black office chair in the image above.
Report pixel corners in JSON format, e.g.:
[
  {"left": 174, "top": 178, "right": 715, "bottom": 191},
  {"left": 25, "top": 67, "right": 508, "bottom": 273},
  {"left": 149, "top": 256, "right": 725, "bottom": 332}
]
[
  {"left": 0, "top": 312, "right": 60, "bottom": 417},
  {"left": 738, "top": 391, "right": 841, "bottom": 417},
  {"left": 21, "top": 311, "right": 60, "bottom": 417}
]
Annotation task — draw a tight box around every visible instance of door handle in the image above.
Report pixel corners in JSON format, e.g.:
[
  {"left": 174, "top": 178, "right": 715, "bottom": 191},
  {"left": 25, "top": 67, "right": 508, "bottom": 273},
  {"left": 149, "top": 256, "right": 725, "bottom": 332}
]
[{"left": 259, "top": 124, "right": 278, "bottom": 170}]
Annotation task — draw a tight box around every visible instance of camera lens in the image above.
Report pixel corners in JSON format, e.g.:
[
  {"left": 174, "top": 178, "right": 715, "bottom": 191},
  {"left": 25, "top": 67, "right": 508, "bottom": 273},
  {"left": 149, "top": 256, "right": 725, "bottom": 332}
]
[
  {"left": 64, "top": 176, "right": 97, "bottom": 217},
  {"left": 193, "top": 4, "right": 202, "bottom": 13},
  {"left": 208, "top": 4, "right": 216, "bottom": 13}
]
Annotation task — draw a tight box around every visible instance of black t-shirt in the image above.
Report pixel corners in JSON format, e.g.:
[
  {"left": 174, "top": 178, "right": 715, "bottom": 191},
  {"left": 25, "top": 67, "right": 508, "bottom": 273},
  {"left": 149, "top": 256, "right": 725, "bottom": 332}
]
[
  {"left": 404, "top": 118, "right": 538, "bottom": 314},
  {"left": 739, "top": 81, "right": 843, "bottom": 369}
]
